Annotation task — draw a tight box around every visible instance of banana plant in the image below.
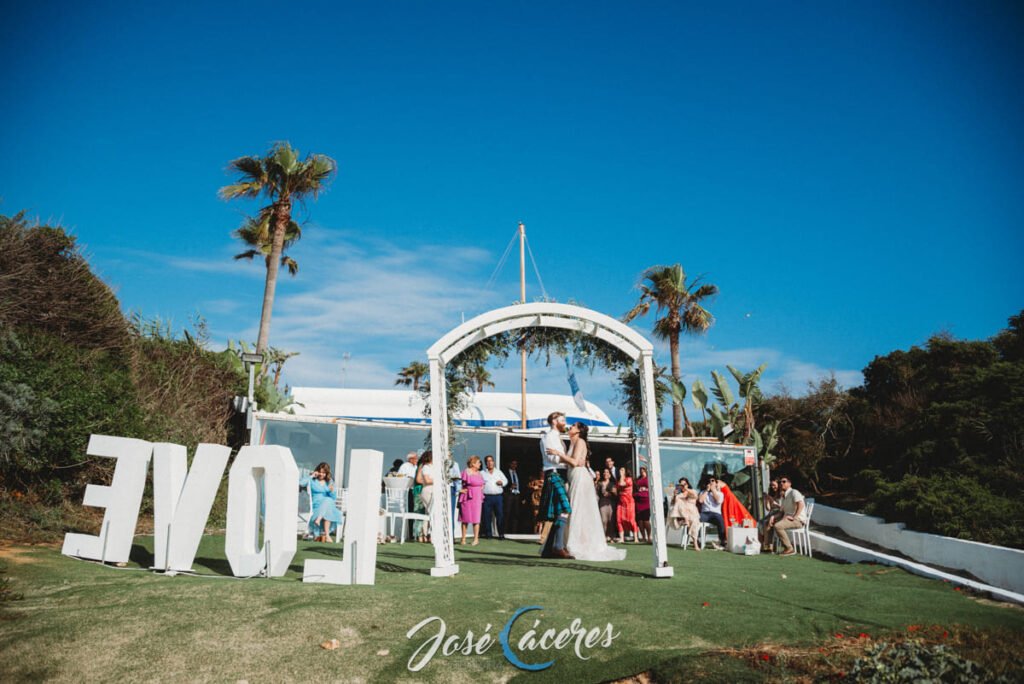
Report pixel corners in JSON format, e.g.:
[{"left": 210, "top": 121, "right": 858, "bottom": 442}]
[
  {"left": 669, "top": 379, "right": 695, "bottom": 436},
  {"left": 691, "top": 378, "right": 709, "bottom": 431},
  {"left": 752, "top": 421, "right": 780, "bottom": 466},
  {"left": 728, "top": 363, "right": 767, "bottom": 441},
  {"left": 706, "top": 364, "right": 770, "bottom": 445}
]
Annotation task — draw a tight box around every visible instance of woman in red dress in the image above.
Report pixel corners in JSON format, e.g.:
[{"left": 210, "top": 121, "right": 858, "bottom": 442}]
[
  {"left": 615, "top": 467, "right": 640, "bottom": 543},
  {"left": 719, "top": 481, "right": 756, "bottom": 543}
]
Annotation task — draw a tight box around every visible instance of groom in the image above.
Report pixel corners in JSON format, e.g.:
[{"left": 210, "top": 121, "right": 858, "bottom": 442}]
[{"left": 538, "top": 411, "right": 574, "bottom": 559}]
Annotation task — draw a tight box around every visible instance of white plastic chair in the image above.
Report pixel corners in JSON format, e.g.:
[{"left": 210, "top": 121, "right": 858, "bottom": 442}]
[
  {"left": 332, "top": 489, "right": 348, "bottom": 544},
  {"left": 297, "top": 469, "right": 314, "bottom": 537},
  {"left": 384, "top": 485, "right": 430, "bottom": 544},
  {"left": 681, "top": 522, "right": 709, "bottom": 550},
  {"left": 773, "top": 497, "right": 814, "bottom": 557},
  {"left": 790, "top": 498, "right": 814, "bottom": 557}
]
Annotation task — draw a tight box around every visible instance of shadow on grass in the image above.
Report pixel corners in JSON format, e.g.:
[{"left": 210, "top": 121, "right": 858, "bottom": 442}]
[
  {"left": 377, "top": 561, "right": 430, "bottom": 575},
  {"left": 304, "top": 544, "right": 431, "bottom": 575},
  {"left": 381, "top": 548, "right": 650, "bottom": 578},
  {"left": 194, "top": 556, "right": 234, "bottom": 576},
  {"left": 744, "top": 587, "right": 888, "bottom": 629},
  {"left": 129, "top": 544, "right": 154, "bottom": 569}
]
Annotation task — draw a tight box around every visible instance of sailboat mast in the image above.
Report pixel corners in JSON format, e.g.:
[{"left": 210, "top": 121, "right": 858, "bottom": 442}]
[{"left": 519, "top": 221, "right": 527, "bottom": 429}]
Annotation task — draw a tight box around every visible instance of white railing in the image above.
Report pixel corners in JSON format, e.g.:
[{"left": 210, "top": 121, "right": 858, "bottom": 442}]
[{"left": 811, "top": 503, "right": 1024, "bottom": 595}]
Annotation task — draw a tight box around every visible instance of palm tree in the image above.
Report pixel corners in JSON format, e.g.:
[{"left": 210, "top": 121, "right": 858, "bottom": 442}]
[
  {"left": 395, "top": 361, "right": 430, "bottom": 391},
  {"left": 220, "top": 142, "right": 336, "bottom": 353},
  {"left": 266, "top": 347, "right": 300, "bottom": 388},
  {"left": 465, "top": 364, "right": 495, "bottom": 392},
  {"left": 623, "top": 264, "right": 718, "bottom": 437},
  {"left": 233, "top": 206, "right": 303, "bottom": 276}
]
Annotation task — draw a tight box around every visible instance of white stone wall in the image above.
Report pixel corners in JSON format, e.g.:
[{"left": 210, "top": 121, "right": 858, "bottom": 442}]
[{"left": 812, "top": 504, "right": 1024, "bottom": 595}]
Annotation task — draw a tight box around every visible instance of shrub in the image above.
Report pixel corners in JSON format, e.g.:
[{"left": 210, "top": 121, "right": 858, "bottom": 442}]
[{"left": 846, "top": 641, "right": 1004, "bottom": 683}]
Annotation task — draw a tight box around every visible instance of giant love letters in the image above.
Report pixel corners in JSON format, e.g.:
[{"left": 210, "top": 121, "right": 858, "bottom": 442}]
[{"left": 62, "top": 434, "right": 382, "bottom": 585}]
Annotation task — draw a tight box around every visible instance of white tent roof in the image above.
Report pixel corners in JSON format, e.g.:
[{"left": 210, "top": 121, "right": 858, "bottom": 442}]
[{"left": 289, "top": 388, "right": 615, "bottom": 430}]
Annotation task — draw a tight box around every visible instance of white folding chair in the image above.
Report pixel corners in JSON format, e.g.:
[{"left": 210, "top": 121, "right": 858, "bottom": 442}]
[
  {"left": 297, "top": 468, "right": 314, "bottom": 538},
  {"left": 681, "top": 522, "right": 709, "bottom": 550},
  {"left": 790, "top": 498, "right": 814, "bottom": 557},
  {"left": 332, "top": 489, "right": 348, "bottom": 544}
]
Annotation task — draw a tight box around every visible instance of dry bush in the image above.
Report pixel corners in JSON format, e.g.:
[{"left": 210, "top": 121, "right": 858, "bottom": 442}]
[{"left": 0, "top": 212, "right": 130, "bottom": 355}]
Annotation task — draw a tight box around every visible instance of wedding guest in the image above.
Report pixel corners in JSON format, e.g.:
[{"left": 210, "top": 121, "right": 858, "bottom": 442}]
[
  {"left": 301, "top": 462, "right": 343, "bottom": 542},
  {"left": 458, "top": 456, "right": 485, "bottom": 545},
  {"left": 504, "top": 459, "right": 523, "bottom": 534},
  {"left": 411, "top": 457, "right": 428, "bottom": 542},
  {"left": 596, "top": 468, "right": 618, "bottom": 540},
  {"left": 399, "top": 452, "right": 419, "bottom": 511},
  {"left": 449, "top": 458, "right": 462, "bottom": 533},
  {"left": 758, "top": 478, "right": 784, "bottom": 544},
  {"left": 697, "top": 476, "right": 727, "bottom": 549},
  {"left": 765, "top": 476, "right": 807, "bottom": 556},
  {"left": 415, "top": 451, "right": 435, "bottom": 543},
  {"left": 480, "top": 455, "right": 507, "bottom": 539},
  {"left": 528, "top": 474, "right": 544, "bottom": 536},
  {"left": 635, "top": 466, "right": 651, "bottom": 543},
  {"left": 668, "top": 478, "right": 701, "bottom": 550},
  {"left": 719, "top": 479, "right": 756, "bottom": 540},
  {"left": 387, "top": 459, "right": 404, "bottom": 476},
  {"left": 398, "top": 452, "right": 418, "bottom": 478},
  {"left": 604, "top": 456, "right": 618, "bottom": 481},
  {"left": 616, "top": 467, "right": 640, "bottom": 543}
]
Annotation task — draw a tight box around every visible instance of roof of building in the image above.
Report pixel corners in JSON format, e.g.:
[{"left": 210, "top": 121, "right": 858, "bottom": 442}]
[{"left": 289, "top": 387, "right": 615, "bottom": 430}]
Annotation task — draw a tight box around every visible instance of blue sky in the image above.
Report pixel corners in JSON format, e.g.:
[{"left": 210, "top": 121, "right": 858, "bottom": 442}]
[{"left": 2, "top": 1, "right": 1022, "bottom": 426}]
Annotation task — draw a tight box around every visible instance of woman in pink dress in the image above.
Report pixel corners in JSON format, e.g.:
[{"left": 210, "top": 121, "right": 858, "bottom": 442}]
[{"left": 458, "top": 455, "right": 485, "bottom": 545}]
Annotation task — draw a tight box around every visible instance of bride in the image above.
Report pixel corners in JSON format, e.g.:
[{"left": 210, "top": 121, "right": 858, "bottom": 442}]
[{"left": 565, "top": 422, "right": 627, "bottom": 561}]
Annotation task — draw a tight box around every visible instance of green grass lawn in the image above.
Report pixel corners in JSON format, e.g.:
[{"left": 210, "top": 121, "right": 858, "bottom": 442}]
[{"left": 2, "top": 537, "right": 1022, "bottom": 682}]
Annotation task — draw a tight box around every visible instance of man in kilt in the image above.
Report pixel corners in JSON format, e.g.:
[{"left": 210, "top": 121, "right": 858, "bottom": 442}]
[{"left": 539, "top": 411, "right": 574, "bottom": 558}]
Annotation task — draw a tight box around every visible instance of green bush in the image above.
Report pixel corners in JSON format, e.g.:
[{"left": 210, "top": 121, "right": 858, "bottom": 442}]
[
  {"left": 0, "top": 326, "right": 148, "bottom": 491},
  {"left": 847, "top": 641, "right": 1005, "bottom": 683},
  {"left": 865, "top": 473, "right": 1024, "bottom": 549}
]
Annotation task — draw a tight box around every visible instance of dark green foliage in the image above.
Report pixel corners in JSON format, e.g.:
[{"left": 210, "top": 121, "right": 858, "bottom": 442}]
[
  {"left": 863, "top": 472, "right": 1024, "bottom": 549},
  {"left": 847, "top": 641, "right": 1003, "bottom": 683},
  {"left": 760, "top": 311, "right": 1024, "bottom": 549},
  {"left": 0, "top": 213, "right": 247, "bottom": 533},
  {"left": 0, "top": 326, "right": 147, "bottom": 493}
]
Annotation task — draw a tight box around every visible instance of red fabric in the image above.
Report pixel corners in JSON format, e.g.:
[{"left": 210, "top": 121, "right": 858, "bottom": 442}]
[{"left": 719, "top": 484, "right": 755, "bottom": 538}]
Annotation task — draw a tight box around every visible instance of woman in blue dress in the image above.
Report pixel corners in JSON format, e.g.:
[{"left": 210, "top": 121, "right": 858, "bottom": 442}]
[{"left": 302, "top": 462, "right": 344, "bottom": 542}]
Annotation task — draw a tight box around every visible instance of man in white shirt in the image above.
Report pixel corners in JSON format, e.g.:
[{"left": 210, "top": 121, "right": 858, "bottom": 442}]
[
  {"left": 697, "top": 476, "right": 727, "bottom": 549},
  {"left": 398, "top": 452, "right": 419, "bottom": 510},
  {"left": 397, "top": 452, "right": 418, "bottom": 478},
  {"left": 538, "top": 411, "right": 574, "bottom": 558},
  {"left": 766, "top": 476, "right": 806, "bottom": 556},
  {"left": 480, "top": 455, "right": 508, "bottom": 539}
]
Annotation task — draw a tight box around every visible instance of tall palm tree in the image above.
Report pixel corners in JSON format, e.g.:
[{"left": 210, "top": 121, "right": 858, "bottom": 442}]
[
  {"left": 623, "top": 264, "right": 718, "bottom": 437},
  {"left": 465, "top": 364, "right": 495, "bottom": 392},
  {"left": 219, "top": 142, "right": 336, "bottom": 353},
  {"left": 395, "top": 361, "right": 430, "bottom": 391},
  {"left": 233, "top": 206, "right": 303, "bottom": 276}
]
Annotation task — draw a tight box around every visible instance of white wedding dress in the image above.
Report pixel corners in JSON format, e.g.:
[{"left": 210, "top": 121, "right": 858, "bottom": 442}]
[{"left": 565, "top": 465, "right": 627, "bottom": 561}]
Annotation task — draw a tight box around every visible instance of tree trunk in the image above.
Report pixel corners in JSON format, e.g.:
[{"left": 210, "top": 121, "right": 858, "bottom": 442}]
[
  {"left": 255, "top": 198, "right": 291, "bottom": 354},
  {"left": 670, "top": 327, "right": 683, "bottom": 437},
  {"left": 273, "top": 365, "right": 283, "bottom": 388}
]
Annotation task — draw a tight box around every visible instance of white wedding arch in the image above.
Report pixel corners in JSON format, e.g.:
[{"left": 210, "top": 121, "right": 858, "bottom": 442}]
[{"left": 426, "top": 302, "right": 674, "bottom": 578}]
